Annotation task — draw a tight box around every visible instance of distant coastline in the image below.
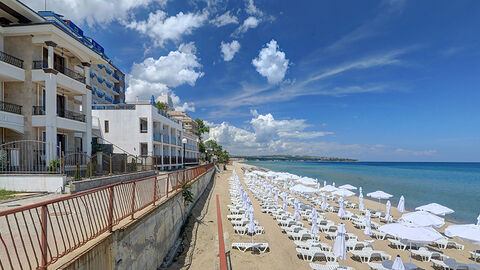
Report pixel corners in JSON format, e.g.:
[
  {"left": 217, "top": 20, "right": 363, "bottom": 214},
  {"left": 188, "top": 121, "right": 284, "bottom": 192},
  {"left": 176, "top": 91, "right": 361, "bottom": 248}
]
[{"left": 233, "top": 155, "right": 358, "bottom": 162}]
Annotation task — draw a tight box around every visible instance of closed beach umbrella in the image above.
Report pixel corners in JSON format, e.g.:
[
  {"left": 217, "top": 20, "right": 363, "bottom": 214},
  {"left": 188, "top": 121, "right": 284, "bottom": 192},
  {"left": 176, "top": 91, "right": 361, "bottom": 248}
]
[
  {"left": 415, "top": 203, "right": 454, "bottom": 216},
  {"left": 398, "top": 196, "right": 405, "bottom": 213},
  {"left": 333, "top": 223, "right": 347, "bottom": 267},
  {"left": 339, "top": 184, "right": 357, "bottom": 190},
  {"left": 338, "top": 197, "right": 345, "bottom": 218},
  {"left": 364, "top": 210, "right": 372, "bottom": 236},
  {"left": 323, "top": 180, "right": 327, "bottom": 187},
  {"left": 332, "top": 188, "right": 356, "bottom": 197},
  {"left": 392, "top": 255, "right": 406, "bottom": 270},
  {"left": 359, "top": 193, "right": 364, "bottom": 211},
  {"left": 293, "top": 205, "right": 300, "bottom": 220},
  {"left": 321, "top": 193, "right": 328, "bottom": 210},
  {"left": 248, "top": 211, "right": 256, "bottom": 243},
  {"left": 401, "top": 211, "right": 445, "bottom": 228},
  {"left": 332, "top": 182, "right": 336, "bottom": 187},
  {"left": 274, "top": 189, "right": 278, "bottom": 203},
  {"left": 477, "top": 214, "right": 480, "bottom": 226},
  {"left": 311, "top": 213, "right": 319, "bottom": 235},
  {"left": 386, "top": 200, "right": 391, "bottom": 221},
  {"left": 312, "top": 208, "right": 317, "bottom": 223},
  {"left": 359, "top": 187, "right": 362, "bottom": 194}
]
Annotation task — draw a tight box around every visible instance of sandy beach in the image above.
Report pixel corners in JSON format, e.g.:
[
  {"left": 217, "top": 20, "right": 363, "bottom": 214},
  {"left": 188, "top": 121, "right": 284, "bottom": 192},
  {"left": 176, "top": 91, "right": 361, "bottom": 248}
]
[{"left": 169, "top": 162, "right": 477, "bottom": 270}]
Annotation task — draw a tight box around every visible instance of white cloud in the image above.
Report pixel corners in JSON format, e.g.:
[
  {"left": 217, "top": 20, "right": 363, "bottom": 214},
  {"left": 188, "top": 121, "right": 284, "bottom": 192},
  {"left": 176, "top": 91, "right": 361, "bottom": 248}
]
[
  {"left": 126, "top": 10, "right": 208, "bottom": 47},
  {"left": 233, "top": 16, "right": 260, "bottom": 36},
  {"left": 210, "top": 11, "right": 238, "bottom": 27},
  {"left": 125, "top": 43, "right": 202, "bottom": 112},
  {"left": 220, "top": 40, "right": 241, "bottom": 61},
  {"left": 252, "top": 40, "right": 289, "bottom": 84},
  {"left": 129, "top": 42, "right": 204, "bottom": 88},
  {"left": 246, "top": 0, "right": 263, "bottom": 17},
  {"left": 23, "top": 0, "right": 167, "bottom": 26},
  {"left": 204, "top": 111, "right": 333, "bottom": 154}
]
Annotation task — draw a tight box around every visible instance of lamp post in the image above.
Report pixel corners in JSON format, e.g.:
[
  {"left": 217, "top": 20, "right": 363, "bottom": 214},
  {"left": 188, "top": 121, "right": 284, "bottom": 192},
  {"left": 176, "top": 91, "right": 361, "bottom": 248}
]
[{"left": 182, "top": 138, "right": 187, "bottom": 168}]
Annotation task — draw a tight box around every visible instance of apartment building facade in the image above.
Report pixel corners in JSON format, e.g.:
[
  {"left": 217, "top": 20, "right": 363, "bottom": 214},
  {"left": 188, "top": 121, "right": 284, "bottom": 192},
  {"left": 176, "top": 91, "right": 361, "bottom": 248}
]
[
  {"left": 0, "top": 0, "right": 123, "bottom": 170},
  {"left": 92, "top": 102, "right": 189, "bottom": 170}
]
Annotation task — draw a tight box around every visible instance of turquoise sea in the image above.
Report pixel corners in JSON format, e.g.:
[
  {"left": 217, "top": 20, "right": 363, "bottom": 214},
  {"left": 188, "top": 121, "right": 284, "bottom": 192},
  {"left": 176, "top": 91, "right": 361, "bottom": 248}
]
[{"left": 243, "top": 161, "right": 480, "bottom": 224}]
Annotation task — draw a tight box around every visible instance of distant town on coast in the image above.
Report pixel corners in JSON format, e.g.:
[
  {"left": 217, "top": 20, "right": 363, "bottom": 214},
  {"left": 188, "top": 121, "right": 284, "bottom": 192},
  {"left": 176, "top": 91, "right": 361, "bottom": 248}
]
[{"left": 234, "top": 155, "right": 358, "bottom": 162}]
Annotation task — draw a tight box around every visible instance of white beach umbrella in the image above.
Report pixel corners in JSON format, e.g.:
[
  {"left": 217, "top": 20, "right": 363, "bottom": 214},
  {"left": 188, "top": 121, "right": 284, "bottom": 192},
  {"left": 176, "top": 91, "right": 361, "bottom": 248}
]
[
  {"left": 380, "top": 222, "right": 443, "bottom": 262},
  {"left": 338, "top": 197, "right": 345, "bottom": 218},
  {"left": 293, "top": 198, "right": 300, "bottom": 220},
  {"left": 478, "top": 214, "right": 480, "bottom": 226},
  {"left": 359, "top": 187, "right": 363, "bottom": 194},
  {"left": 311, "top": 214, "right": 319, "bottom": 235},
  {"left": 401, "top": 211, "right": 445, "bottom": 228},
  {"left": 385, "top": 200, "right": 391, "bottom": 221},
  {"left": 333, "top": 223, "right": 347, "bottom": 267},
  {"left": 397, "top": 196, "right": 405, "bottom": 213},
  {"left": 296, "top": 177, "right": 318, "bottom": 186},
  {"left": 364, "top": 210, "right": 372, "bottom": 236},
  {"left": 274, "top": 189, "right": 278, "bottom": 203},
  {"left": 367, "top": 190, "right": 393, "bottom": 209},
  {"left": 415, "top": 203, "right": 454, "bottom": 216},
  {"left": 379, "top": 222, "right": 443, "bottom": 243},
  {"left": 332, "top": 188, "right": 356, "bottom": 197},
  {"left": 320, "top": 185, "right": 337, "bottom": 193},
  {"left": 339, "top": 184, "right": 357, "bottom": 190},
  {"left": 290, "top": 184, "right": 318, "bottom": 194},
  {"left": 359, "top": 193, "right": 364, "bottom": 211},
  {"left": 248, "top": 211, "right": 256, "bottom": 243},
  {"left": 312, "top": 208, "right": 317, "bottom": 223},
  {"left": 283, "top": 197, "right": 287, "bottom": 211},
  {"left": 323, "top": 180, "right": 327, "bottom": 187},
  {"left": 392, "top": 255, "right": 406, "bottom": 270},
  {"left": 332, "top": 182, "right": 336, "bottom": 187},
  {"left": 321, "top": 193, "right": 328, "bottom": 211},
  {"left": 445, "top": 222, "right": 480, "bottom": 264}
]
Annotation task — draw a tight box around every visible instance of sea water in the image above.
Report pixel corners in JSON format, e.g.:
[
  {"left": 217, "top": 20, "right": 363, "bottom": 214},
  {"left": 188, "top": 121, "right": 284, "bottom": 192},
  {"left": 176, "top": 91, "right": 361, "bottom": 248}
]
[{"left": 243, "top": 161, "right": 480, "bottom": 223}]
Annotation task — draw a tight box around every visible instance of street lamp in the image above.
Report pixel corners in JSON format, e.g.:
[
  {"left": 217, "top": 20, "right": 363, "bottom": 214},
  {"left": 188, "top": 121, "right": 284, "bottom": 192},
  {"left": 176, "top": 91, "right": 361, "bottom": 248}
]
[{"left": 182, "top": 138, "right": 187, "bottom": 168}]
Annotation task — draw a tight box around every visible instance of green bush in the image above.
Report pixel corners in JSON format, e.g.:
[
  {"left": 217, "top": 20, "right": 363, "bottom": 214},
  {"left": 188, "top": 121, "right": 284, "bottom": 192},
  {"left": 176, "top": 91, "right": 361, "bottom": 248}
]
[{"left": 182, "top": 183, "right": 194, "bottom": 204}]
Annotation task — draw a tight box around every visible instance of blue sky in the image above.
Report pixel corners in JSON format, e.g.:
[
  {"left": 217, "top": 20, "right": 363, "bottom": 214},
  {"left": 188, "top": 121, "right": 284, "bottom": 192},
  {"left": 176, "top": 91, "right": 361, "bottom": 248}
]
[{"left": 26, "top": 0, "right": 480, "bottom": 161}]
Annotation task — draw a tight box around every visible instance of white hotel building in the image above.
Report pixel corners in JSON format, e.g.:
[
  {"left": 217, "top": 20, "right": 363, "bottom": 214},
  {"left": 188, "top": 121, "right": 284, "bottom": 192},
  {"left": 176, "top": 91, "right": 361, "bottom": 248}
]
[{"left": 92, "top": 102, "right": 200, "bottom": 170}]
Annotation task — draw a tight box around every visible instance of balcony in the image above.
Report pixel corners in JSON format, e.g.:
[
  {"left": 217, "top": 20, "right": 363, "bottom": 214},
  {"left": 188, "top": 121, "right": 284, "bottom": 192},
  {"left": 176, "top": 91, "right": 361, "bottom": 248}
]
[
  {"left": 171, "top": 137, "right": 176, "bottom": 145},
  {"left": 0, "top": 101, "right": 22, "bottom": 115},
  {"left": 153, "top": 134, "right": 161, "bottom": 142},
  {"left": 0, "top": 51, "right": 23, "bottom": 69},
  {"left": 32, "top": 61, "right": 86, "bottom": 84},
  {"left": 33, "top": 106, "right": 86, "bottom": 122},
  {"left": 0, "top": 51, "right": 25, "bottom": 81},
  {"left": 163, "top": 156, "right": 170, "bottom": 165},
  {"left": 162, "top": 135, "right": 169, "bottom": 143}
]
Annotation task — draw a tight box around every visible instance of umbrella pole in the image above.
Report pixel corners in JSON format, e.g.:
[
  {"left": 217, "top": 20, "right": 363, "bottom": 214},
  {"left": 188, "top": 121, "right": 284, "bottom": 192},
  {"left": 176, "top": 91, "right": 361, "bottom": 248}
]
[{"left": 409, "top": 242, "right": 412, "bottom": 263}]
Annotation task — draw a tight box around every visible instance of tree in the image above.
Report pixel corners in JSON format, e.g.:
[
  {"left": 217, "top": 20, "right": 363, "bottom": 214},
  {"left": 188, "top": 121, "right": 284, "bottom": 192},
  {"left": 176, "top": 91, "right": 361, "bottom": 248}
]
[
  {"left": 155, "top": 102, "right": 168, "bottom": 112},
  {"left": 194, "top": 118, "right": 210, "bottom": 140}
]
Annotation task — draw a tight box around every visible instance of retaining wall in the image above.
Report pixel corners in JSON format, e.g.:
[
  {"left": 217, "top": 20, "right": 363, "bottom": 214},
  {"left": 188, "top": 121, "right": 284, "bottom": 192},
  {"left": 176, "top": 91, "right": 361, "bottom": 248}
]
[
  {"left": 0, "top": 174, "right": 66, "bottom": 192},
  {"left": 55, "top": 168, "right": 216, "bottom": 270}
]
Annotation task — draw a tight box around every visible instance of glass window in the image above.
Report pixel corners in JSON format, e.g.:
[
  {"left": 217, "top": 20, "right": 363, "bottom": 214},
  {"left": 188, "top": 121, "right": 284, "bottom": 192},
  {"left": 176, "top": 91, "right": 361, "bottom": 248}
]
[{"left": 104, "top": 120, "right": 109, "bottom": 133}]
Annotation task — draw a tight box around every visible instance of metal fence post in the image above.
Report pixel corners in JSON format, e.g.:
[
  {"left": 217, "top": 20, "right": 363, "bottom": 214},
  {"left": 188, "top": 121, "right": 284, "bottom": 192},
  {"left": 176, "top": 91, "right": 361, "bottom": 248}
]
[
  {"left": 39, "top": 205, "right": 48, "bottom": 270},
  {"left": 109, "top": 154, "right": 113, "bottom": 175},
  {"left": 166, "top": 174, "right": 170, "bottom": 197},
  {"left": 60, "top": 151, "right": 64, "bottom": 174},
  {"left": 89, "top": 156, "right": 93, "bottom": 179},
  {"left": 124, "top": 156, "right": 127, "bottom": 173},
  {"left": 131, "top": 182, "right": 136, "bottom": 220},
  {"left": 153, "top": 176, "right": 157, "bottom": 206},
  {"left": 108, "top": 186, "right": 114, "bottom": 232}
]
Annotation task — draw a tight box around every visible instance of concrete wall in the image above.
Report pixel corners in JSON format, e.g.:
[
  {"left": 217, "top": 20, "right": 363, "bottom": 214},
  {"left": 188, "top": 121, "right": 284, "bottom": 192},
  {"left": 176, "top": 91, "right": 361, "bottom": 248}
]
[
  {"left": 58, "top": 168, "right": 216, "bottom": 270},
  {"left": 70, "top": 170, "right": 156, "bottom": 193},
  {"left": 0, "top": 174, "right": 66, "bottom": 192}
]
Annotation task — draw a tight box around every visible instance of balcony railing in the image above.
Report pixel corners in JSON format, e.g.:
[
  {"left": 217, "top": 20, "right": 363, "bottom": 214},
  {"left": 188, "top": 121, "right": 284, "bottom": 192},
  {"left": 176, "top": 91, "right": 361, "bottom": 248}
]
[
  {"left": 163, "top": 135, "right": 169, "bottom": 143},
  {"left": 32, "top": 106, "right": 86, "bottom": 122},
  {"left": 153, "top": 134, "right": 161, "bottom": 142},
  {"left": 163, "top": 156, "right": 170, "bottom": 165},
  {"left": 0, "top": 51, "right": 24, "bottom": 69},
  {"left": 171, "top": 137, "right": 176, "bottom": 145},
  {"left": 32, "top": 61, "right": 86, "bottom": 84},
  {"left": 0, "top": 101, "right": 22, "bottom": 115}
]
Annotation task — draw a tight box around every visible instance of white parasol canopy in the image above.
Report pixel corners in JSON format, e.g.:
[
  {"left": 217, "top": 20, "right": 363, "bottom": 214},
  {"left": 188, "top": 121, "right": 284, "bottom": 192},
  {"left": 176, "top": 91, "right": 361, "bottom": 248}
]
[
  {"left": 401, "top": 211, "right": 445, "bottom": 228},
  {"left": 367, "top": 190, "right": 393, "bottom": 200},
  {"left": 415, "top": 203, "right": 454, "bottom": 216},
  {"left": 379, "top": 222, "right": 443, "bottom": 244},
  {"left": 290, "top": 184, "right": 318, "bottom": 194},
  {"left": 397, "top": 196, "right": 405, "bottom": 213},
  {"left": 339, "top": 184, "right": 357, "bottom": 190},
  {"left": 296, "top": 177, "right": 318, "bottom": 186},
  {"left": 320, "top": 185, "right": 337, "bottom": 193},
  {"left": 332, "top": 188, "right": 356, "bottom": 197},
  {"left": 445, "top": 223, "right": 480, "bottom": 244}
]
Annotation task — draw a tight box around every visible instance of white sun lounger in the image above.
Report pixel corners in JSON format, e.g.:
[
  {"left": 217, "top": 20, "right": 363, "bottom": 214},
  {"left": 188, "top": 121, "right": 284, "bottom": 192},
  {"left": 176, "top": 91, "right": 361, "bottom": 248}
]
[
  {"left": 367, "top": 262, "right": 389, "bottom": 270},
  {"left": 232, "top": 242, "right": 269, "bottom": 253},
  {"left": 388, "top": 239, "right": 407, "bottom": 250},
  {"left": 294, "top": 240, "right": 332, "bottom": 252},
  {"left": 433, "top": 237, "right": 465, "bottom": 250},
  {"left": 430, "top": 259, "right": 449, "bottom": 269},
  {"left": 411, "top": 247, "right": 446, "bottom": 262},
  {"left": 296, "top": 247, "right": 336, "bottom": 262},
  {"left": 233, "top": 225, "right": 264, "bottom": 235},
  {"left": 309, "top": 262, "right": 354, "bottom": 270}
]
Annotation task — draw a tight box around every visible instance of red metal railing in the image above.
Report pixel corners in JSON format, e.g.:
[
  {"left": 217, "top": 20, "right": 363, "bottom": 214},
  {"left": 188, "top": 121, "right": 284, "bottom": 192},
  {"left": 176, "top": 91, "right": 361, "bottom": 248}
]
[{"left": 0, "top": 163, "right": 215, "bottom": 269}]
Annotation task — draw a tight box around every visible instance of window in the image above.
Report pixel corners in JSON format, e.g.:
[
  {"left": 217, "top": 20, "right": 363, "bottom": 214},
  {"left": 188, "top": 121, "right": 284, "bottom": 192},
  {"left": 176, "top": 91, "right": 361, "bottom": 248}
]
[
  {"left": 140, "top": 143, "right": 148, "bottom": 156},
  {"left": 104, "top": 120, "right": 109, "bottom": 133},
  {"left": 140, "top": 118, "right": 148, "bottom": 133}
]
